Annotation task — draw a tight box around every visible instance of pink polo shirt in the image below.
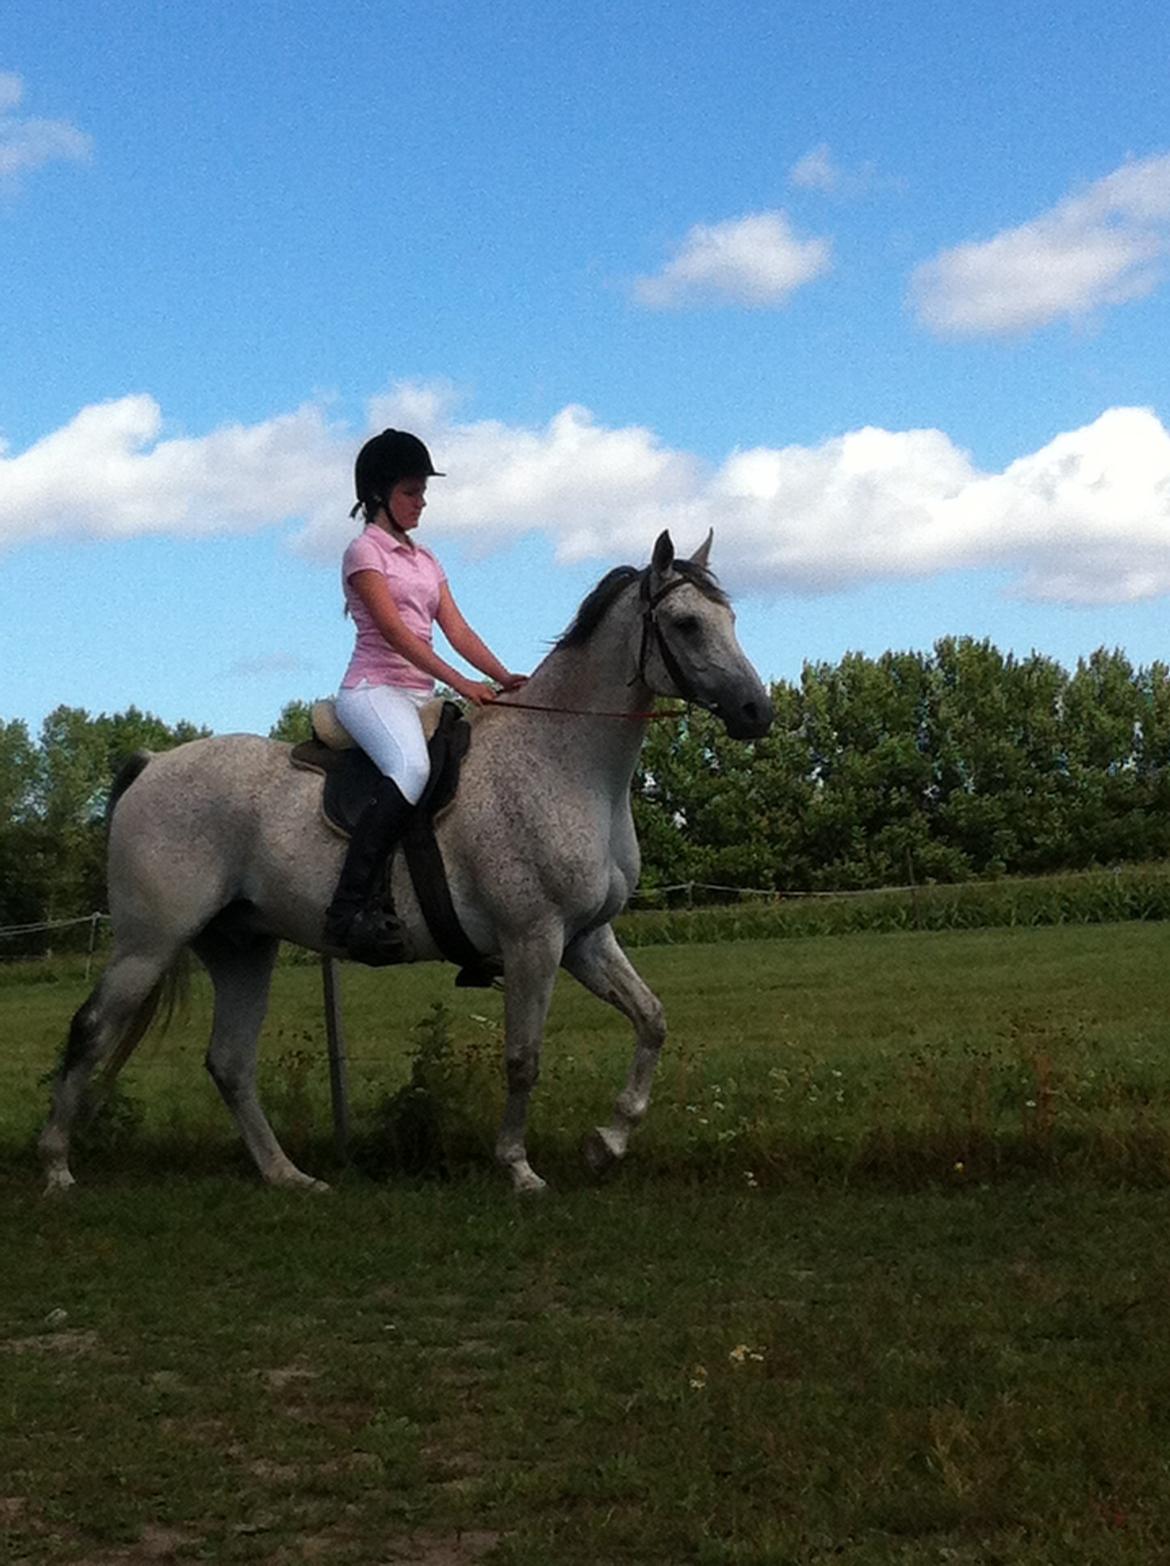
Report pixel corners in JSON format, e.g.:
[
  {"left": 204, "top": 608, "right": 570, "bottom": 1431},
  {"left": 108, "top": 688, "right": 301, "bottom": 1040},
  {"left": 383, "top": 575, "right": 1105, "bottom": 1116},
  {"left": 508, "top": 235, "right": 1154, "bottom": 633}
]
[{"left": 340, "top": 526, "right": 447, "bottom": 694}]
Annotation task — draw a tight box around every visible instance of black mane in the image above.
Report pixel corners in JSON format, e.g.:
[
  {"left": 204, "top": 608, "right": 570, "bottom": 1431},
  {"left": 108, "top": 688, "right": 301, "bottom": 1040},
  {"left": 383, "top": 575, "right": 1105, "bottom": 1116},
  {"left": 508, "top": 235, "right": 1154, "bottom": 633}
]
[{"left": 555, "top": 560, "right": 729, "bottom": 651}]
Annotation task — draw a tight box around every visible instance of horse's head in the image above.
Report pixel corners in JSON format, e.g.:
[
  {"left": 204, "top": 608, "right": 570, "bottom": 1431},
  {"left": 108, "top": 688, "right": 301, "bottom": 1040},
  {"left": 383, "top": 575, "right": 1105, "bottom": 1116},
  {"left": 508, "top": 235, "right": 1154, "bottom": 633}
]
[{"left": 639, "top": 531, "right": 774, "bottom": 740}]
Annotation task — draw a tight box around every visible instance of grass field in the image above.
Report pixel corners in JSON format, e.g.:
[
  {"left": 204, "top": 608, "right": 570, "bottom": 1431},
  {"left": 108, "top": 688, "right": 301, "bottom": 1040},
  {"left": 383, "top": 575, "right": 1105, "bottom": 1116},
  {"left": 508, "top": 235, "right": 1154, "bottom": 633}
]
[{"left": 4, "top": 924, "right": 1170, "bottom": 1563}]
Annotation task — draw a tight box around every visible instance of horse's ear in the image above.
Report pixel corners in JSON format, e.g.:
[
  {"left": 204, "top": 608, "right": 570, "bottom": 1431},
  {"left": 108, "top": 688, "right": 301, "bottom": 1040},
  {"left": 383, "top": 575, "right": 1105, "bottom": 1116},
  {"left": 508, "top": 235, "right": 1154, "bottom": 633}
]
[
  {"left": 690, "top": 529, "right": 714, "bottom": 570},
  {"left": 651, "top": 530, "right": 675, "bottom": 578}
]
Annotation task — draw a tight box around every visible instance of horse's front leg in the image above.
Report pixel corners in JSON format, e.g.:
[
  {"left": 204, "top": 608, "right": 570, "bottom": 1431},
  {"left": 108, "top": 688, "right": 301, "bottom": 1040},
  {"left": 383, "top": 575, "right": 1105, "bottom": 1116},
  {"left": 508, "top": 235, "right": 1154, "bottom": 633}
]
[
  {"left": 562, "top": 924, "right": 666, "bottom": 1175},
  {"left": 496, "top": 927, "right": 563, "bottom": 1193}
]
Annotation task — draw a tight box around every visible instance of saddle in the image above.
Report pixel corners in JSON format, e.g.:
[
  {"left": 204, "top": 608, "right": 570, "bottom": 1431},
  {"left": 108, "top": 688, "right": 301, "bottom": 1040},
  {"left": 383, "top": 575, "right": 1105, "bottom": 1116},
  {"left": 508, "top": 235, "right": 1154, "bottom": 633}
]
[{"left": 291, "top": 700, "right": 502, "bottom": 988}]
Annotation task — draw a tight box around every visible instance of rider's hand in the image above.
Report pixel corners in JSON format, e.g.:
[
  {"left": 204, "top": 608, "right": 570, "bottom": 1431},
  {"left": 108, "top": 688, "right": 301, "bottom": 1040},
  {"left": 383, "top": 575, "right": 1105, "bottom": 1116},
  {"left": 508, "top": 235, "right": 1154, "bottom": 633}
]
[
  {"left": 496, "top": 672, "right": 528, "bottom": 691},
  {"left": 457, "top": 677, "right": 498, "bottom": 706}
]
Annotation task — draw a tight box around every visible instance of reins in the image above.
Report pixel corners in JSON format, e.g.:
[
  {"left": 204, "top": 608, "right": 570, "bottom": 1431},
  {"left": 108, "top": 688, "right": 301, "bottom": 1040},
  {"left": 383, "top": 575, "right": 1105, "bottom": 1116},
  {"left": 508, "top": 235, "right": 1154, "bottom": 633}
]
[
  {"left": 486, "top": 696, "right": 684, "bottom": 722},
  {"left": 485, "top": 569, "right": 713, "bottom": 723}
]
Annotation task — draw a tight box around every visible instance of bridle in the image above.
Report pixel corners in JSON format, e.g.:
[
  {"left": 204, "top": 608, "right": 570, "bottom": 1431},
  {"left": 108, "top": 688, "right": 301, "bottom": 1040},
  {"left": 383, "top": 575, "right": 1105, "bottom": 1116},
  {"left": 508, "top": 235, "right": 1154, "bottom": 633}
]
[
  {"left": 488, "top": 570, "right": 713, "bottom": 722},
  {"left": 632, "top": 572, "right": 704, "bottom": 704}
]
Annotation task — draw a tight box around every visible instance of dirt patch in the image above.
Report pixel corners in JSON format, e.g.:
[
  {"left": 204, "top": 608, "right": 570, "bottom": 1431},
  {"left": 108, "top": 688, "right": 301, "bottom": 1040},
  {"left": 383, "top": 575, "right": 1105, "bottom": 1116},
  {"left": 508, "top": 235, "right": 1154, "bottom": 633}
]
[
  {"left": 138, "top": 1526, "right": 201, "bottom": 1559},
  {"left": 424, "top": 1448, "right": 483, "bottom": 1479},
  {"left": 2, "top": 1329, "right": 100, "bottom": 1356},
  {"left": 313, "top": 1451, "right": 383, "bottom": 1478},
  {"left": 248, "top": 1459, "right": 300, "bottom": 1483},
  {"left": 383, "top": 1530, "right": 501, "bottom": 1565},
  {"left": 260, "top": 1365, "right": 320, "bottom": 1391},
  {"left": 66, "top": 1523, "right": 204, "bottom": 1564}
]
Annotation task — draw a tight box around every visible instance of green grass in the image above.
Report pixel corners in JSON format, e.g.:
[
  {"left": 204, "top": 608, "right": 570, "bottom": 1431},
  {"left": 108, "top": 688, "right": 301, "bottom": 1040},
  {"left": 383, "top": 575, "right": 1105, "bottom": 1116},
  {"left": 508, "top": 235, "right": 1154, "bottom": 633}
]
[{"left": 5, "top": 924, "right": 1170, "bottom": 1561}]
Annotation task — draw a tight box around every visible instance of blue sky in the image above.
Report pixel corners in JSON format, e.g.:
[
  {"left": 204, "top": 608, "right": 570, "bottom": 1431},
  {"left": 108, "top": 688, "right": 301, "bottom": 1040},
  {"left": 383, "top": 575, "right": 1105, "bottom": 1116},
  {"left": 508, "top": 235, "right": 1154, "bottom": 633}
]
[{"left": 3, "top": 0, "right": 1170, "bottom": 738}]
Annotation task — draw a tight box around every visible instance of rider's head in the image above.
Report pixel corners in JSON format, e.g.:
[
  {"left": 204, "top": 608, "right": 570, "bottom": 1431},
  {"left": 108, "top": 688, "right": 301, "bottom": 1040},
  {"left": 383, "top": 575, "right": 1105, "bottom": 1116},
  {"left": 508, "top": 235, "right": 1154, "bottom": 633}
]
[{"left": 351, "top": 429, "right": 444, "bottom": 524}]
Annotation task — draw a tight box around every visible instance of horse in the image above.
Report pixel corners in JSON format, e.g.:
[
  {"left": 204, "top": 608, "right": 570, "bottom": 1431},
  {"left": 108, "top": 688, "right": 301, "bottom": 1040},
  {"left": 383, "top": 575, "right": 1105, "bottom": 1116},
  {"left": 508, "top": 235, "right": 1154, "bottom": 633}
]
[{"left": 40, "top": 530, "right": 773, "bottom": 1195}]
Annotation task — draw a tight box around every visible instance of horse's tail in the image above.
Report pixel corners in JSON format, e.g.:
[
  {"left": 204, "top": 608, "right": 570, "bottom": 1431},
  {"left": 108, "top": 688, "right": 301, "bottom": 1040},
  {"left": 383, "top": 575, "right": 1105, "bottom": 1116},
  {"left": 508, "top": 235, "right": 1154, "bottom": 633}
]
[
  {"left": 84, "top": 952, "right": 192, "bottom": 1096},
  {"left": 107, "top": 749, "right": 153, "bottom": 826},
  {"left": 82, "top": 747, "right": 190, "bottom": 1093}
]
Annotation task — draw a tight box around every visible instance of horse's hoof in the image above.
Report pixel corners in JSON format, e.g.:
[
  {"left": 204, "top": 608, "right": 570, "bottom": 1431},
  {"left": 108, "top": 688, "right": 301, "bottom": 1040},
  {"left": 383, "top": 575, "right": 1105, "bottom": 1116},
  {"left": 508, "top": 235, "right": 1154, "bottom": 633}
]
[
  {"left": 267, "top": 1169, "right": 331, "bottom": 1193},
  {"left": 583, "top": 1126, "right": 625, "bottom": 1176},
  {"left": 43, "top": 1169, "right": 76, "bottom": 1197},
  {"left": 507, "top": 1161, "right": 548, "bottom": 1195}
]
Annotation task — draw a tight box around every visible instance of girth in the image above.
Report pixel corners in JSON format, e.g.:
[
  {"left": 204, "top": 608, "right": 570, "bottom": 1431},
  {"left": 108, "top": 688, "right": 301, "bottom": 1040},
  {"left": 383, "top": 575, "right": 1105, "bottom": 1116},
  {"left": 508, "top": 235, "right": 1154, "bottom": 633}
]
[{"left": 291, "top": 702, "right": 501, "bottom": 987}]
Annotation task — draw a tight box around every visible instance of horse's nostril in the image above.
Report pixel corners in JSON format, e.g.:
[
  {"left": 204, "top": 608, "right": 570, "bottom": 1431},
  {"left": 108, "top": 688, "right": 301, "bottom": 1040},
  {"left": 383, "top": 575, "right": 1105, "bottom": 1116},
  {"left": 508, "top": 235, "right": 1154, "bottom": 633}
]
[{"left": 740, "top": 698, "right": 773, "bottom": 735}]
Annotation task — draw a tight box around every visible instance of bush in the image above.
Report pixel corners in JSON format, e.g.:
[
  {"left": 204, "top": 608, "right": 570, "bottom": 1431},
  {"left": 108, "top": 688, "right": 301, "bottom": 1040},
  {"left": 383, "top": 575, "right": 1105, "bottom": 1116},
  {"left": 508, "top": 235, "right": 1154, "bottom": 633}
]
[{"left": 355, "top": 1002, "right": 498, "bottom": 1179}]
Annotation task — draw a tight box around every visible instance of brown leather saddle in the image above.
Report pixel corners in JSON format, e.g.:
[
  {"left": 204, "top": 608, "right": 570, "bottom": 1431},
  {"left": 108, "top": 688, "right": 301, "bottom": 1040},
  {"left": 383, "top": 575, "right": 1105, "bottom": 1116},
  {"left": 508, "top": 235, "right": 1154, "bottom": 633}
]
[{"left": 291, "top": 701, "right": 501, "bottom": 987}]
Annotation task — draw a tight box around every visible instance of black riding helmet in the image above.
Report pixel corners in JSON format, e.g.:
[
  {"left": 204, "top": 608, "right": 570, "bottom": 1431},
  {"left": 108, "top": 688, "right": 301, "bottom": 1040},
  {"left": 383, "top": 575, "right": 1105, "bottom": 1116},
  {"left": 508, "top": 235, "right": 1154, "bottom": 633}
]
[{"left": 352, "top": 429, "right": 444, "bottom": 516}]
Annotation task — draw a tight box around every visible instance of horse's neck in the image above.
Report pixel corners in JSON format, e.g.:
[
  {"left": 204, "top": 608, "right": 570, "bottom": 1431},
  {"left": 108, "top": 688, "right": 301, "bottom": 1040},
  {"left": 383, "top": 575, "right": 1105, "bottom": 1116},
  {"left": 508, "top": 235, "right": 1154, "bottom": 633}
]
[{"left": 497, "top": 607, "right": 650, "bottom": 786}]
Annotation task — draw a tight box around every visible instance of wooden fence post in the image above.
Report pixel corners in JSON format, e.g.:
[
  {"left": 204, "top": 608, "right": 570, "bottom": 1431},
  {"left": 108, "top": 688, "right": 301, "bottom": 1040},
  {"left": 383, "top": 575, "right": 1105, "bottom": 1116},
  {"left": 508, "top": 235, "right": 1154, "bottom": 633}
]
[{"left": 321, "top": 956, "right": 350, "bottom": 1164}]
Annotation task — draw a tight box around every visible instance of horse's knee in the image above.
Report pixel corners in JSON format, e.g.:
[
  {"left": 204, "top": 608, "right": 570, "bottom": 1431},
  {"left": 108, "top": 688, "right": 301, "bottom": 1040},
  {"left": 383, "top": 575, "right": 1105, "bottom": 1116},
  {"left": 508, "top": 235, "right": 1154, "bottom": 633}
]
[
  {"left": 642, "top": 996, "right": 666, "bottom": 1051},
  {"left": 206, "top": 1050, "right": 245, "bottom": 1103},
  {"left": 505, "top": 1051, "right": 539, "bottom": 1095},
  {"left": 60, "top": 997, "right": 102, "bottom": 1075}
]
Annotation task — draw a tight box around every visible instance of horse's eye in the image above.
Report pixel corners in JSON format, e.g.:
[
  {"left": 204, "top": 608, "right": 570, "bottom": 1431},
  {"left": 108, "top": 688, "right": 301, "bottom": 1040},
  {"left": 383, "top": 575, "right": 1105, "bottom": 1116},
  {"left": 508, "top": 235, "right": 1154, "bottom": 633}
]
[{"left": 676, "top": 616, "right": 701, "bottom": 638}]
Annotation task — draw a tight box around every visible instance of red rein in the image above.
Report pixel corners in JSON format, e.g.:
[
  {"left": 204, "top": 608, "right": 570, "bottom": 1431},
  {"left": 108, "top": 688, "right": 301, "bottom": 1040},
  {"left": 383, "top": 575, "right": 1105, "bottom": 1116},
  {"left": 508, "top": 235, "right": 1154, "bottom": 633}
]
[{"left": 485, "top": 697, "right": 684, "bottom": 721}]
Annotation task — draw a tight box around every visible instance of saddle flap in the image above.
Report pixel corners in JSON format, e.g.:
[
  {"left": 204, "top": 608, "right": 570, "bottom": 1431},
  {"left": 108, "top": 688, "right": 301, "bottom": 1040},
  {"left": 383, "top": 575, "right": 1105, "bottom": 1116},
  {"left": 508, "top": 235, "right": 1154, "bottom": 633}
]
[{"left": 291, "top": 742, "right": 383, "bottom": 838}]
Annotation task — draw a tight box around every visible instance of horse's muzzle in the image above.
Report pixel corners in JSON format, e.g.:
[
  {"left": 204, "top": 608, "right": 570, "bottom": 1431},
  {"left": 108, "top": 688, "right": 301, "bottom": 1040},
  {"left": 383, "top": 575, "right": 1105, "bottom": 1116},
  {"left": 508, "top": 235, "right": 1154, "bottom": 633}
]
[{"left": 723, "top": 695, "right": 774, "bottom": 741}]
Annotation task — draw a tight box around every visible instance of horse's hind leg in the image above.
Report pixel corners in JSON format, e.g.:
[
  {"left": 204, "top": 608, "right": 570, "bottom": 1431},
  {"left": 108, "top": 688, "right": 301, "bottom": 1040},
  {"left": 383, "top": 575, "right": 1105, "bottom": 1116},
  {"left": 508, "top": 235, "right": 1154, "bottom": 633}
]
[
  {"left": 562, "top": 924, "right": 667, "bottom": 1175},
  {"left": 195, "top": 932, "right": 327, "bottom": 1192},
  {"left": 496, "top": 928, "right": 563, "bottom": 1193},
  {"left": 40, "top": 949, "right": 172, "bottom": 1194}
]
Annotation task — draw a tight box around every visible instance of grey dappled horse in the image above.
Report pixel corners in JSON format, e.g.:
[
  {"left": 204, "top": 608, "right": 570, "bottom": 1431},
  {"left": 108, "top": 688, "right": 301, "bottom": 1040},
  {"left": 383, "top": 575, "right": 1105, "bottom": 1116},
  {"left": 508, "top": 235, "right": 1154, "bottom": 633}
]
[{"left": 41, "top": 532, "right": 773, "bottom": 1194}]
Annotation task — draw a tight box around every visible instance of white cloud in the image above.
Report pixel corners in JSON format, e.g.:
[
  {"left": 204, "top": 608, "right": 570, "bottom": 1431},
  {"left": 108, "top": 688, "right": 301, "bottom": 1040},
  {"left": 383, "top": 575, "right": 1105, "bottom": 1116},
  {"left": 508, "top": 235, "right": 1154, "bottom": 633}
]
[
  {"left": 0, "top": 72, "right": 92, "bottom": 182},
  {"left": 0, "top": 395, "right": 347, "bottom": 545},
  {"left": 789, "top": 144, "right": 898, "bottom": 198},
  {"left": 4, "top": 386, "right": 1170, "bottom": 607},
  {"left": 912, "top": 152, "right": 1170, "bottom": 336},
  {"left": 632, "top": 211, "right": 831, "bottom": 309},
  {"left": 705, "top": 408, "right": 1170, "bottom": 604},
  {"left": 789, "top": 144, "right": 841, "bottom": 193}
]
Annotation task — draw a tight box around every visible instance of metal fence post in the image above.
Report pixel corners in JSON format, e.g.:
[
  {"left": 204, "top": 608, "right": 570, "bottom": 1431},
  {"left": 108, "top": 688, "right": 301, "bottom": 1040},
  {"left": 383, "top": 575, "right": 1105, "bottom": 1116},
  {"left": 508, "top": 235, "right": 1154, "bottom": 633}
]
[
  {"left": 85, "top": 912, "right": 101, "bottom": 982},
  {"left": 321, "top": 956, "right": 350, "bottom": 1164}
]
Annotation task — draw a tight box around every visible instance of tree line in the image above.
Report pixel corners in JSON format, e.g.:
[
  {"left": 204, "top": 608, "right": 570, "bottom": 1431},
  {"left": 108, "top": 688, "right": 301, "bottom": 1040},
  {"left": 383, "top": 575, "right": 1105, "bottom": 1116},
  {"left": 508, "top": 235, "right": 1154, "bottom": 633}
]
[
  {"left": 634, "top": 639, "right": 1170, "bottom": 893},
  {"left": 3, "top": 639, "right": 1170, "bottom": 951},
  {"left": 0, "top": 707, "right": 210, "bottom": 949}
]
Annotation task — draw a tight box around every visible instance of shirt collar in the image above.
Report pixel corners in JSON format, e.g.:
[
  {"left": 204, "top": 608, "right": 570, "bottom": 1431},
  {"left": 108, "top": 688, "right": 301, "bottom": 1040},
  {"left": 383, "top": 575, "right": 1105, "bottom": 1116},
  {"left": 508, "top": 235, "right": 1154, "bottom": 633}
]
[{"left": 365, "top": 524, "right": 416, "bottom": 554}]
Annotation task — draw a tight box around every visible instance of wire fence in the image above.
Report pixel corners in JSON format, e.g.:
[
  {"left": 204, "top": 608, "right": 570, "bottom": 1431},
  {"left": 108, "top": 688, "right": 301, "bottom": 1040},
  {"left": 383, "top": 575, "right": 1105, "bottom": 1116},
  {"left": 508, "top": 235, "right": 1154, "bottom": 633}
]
[
  {"left": 4, "top": 864, "right": 1165, "bottom": 970},
  {"left": 0, "top": 878, "right": 930, "bottom": 950},
  {"left": 0, "top": 912, "right": 109, "bottom": 977},
  {"left": 631, "top": 880, "right": 922, "bottom": 903}
]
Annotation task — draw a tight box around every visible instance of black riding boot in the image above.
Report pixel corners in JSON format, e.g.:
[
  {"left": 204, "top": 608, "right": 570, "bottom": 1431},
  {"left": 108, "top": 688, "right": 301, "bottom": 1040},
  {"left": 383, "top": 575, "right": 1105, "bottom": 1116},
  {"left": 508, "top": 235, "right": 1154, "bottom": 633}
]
[{"left": 322, "top": 778, "right": 416, "bottom": 966}]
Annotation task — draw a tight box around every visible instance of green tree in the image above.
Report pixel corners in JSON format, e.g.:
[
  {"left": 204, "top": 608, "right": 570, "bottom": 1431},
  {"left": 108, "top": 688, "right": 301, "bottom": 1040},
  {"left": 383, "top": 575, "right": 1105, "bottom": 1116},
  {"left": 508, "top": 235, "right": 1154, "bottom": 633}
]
[
  {"left": 269, "top": 699, "right": 314, "bottom": 744},
  {"left": 25, "top": 706, "right": 209, "bottom": 934},
  {"left": 1062, "top": 648, "right": 1145, "bottom": 865},
  {"left": 0, "top": 718, "right": 42, "bottom": 929},
  {"left": 926, "top": 638, "right": 1067, "bottom": 876}
]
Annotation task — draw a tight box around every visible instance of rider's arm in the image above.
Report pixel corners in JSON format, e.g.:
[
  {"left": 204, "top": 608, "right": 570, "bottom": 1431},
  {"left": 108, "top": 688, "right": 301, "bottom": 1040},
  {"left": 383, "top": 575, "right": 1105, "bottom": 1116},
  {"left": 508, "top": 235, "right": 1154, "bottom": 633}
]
[
  {"left": 436, "top": 584, "right": 524, "bottom": 688},
  {"left": 348, "top": 571, "right": 495, "bottom": 705}
]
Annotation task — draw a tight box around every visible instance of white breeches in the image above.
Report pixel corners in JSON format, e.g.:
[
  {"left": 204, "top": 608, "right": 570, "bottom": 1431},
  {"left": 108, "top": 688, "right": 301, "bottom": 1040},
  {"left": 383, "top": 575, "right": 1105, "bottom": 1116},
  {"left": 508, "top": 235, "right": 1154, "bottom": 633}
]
[{"left": 334, "top": 681, "right": 431, "bottom": 804}]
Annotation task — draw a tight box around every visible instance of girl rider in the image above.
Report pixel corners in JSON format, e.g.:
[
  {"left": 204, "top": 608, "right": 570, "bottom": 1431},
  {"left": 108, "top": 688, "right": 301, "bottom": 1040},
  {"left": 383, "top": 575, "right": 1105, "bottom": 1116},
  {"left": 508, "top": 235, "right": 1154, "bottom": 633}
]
[{"left": 322, "top": 428, "right": 525, "bottom": 964}]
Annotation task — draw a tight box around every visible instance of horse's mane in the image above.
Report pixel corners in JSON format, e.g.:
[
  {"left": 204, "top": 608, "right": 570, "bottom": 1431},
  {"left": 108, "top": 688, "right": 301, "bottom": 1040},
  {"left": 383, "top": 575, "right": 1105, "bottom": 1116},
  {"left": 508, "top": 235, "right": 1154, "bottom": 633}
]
[{"left": 555, "top": 560, "right": 729, "bottom": 651}]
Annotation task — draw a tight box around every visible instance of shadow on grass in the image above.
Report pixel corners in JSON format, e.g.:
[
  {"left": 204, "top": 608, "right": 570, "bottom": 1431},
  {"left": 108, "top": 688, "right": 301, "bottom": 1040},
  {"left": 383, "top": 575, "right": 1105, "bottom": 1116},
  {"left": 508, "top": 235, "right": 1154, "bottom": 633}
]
[{"left": 8, "top": 1117, "right": 1170, "bottom": 1196}]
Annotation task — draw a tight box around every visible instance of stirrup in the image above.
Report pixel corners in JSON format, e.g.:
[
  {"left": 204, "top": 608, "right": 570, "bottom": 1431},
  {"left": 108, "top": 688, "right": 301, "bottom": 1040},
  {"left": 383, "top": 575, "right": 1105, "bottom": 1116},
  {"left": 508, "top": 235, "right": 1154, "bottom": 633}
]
[{"left": 325, "top": 906, "right": 415, "bottom": 968}]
